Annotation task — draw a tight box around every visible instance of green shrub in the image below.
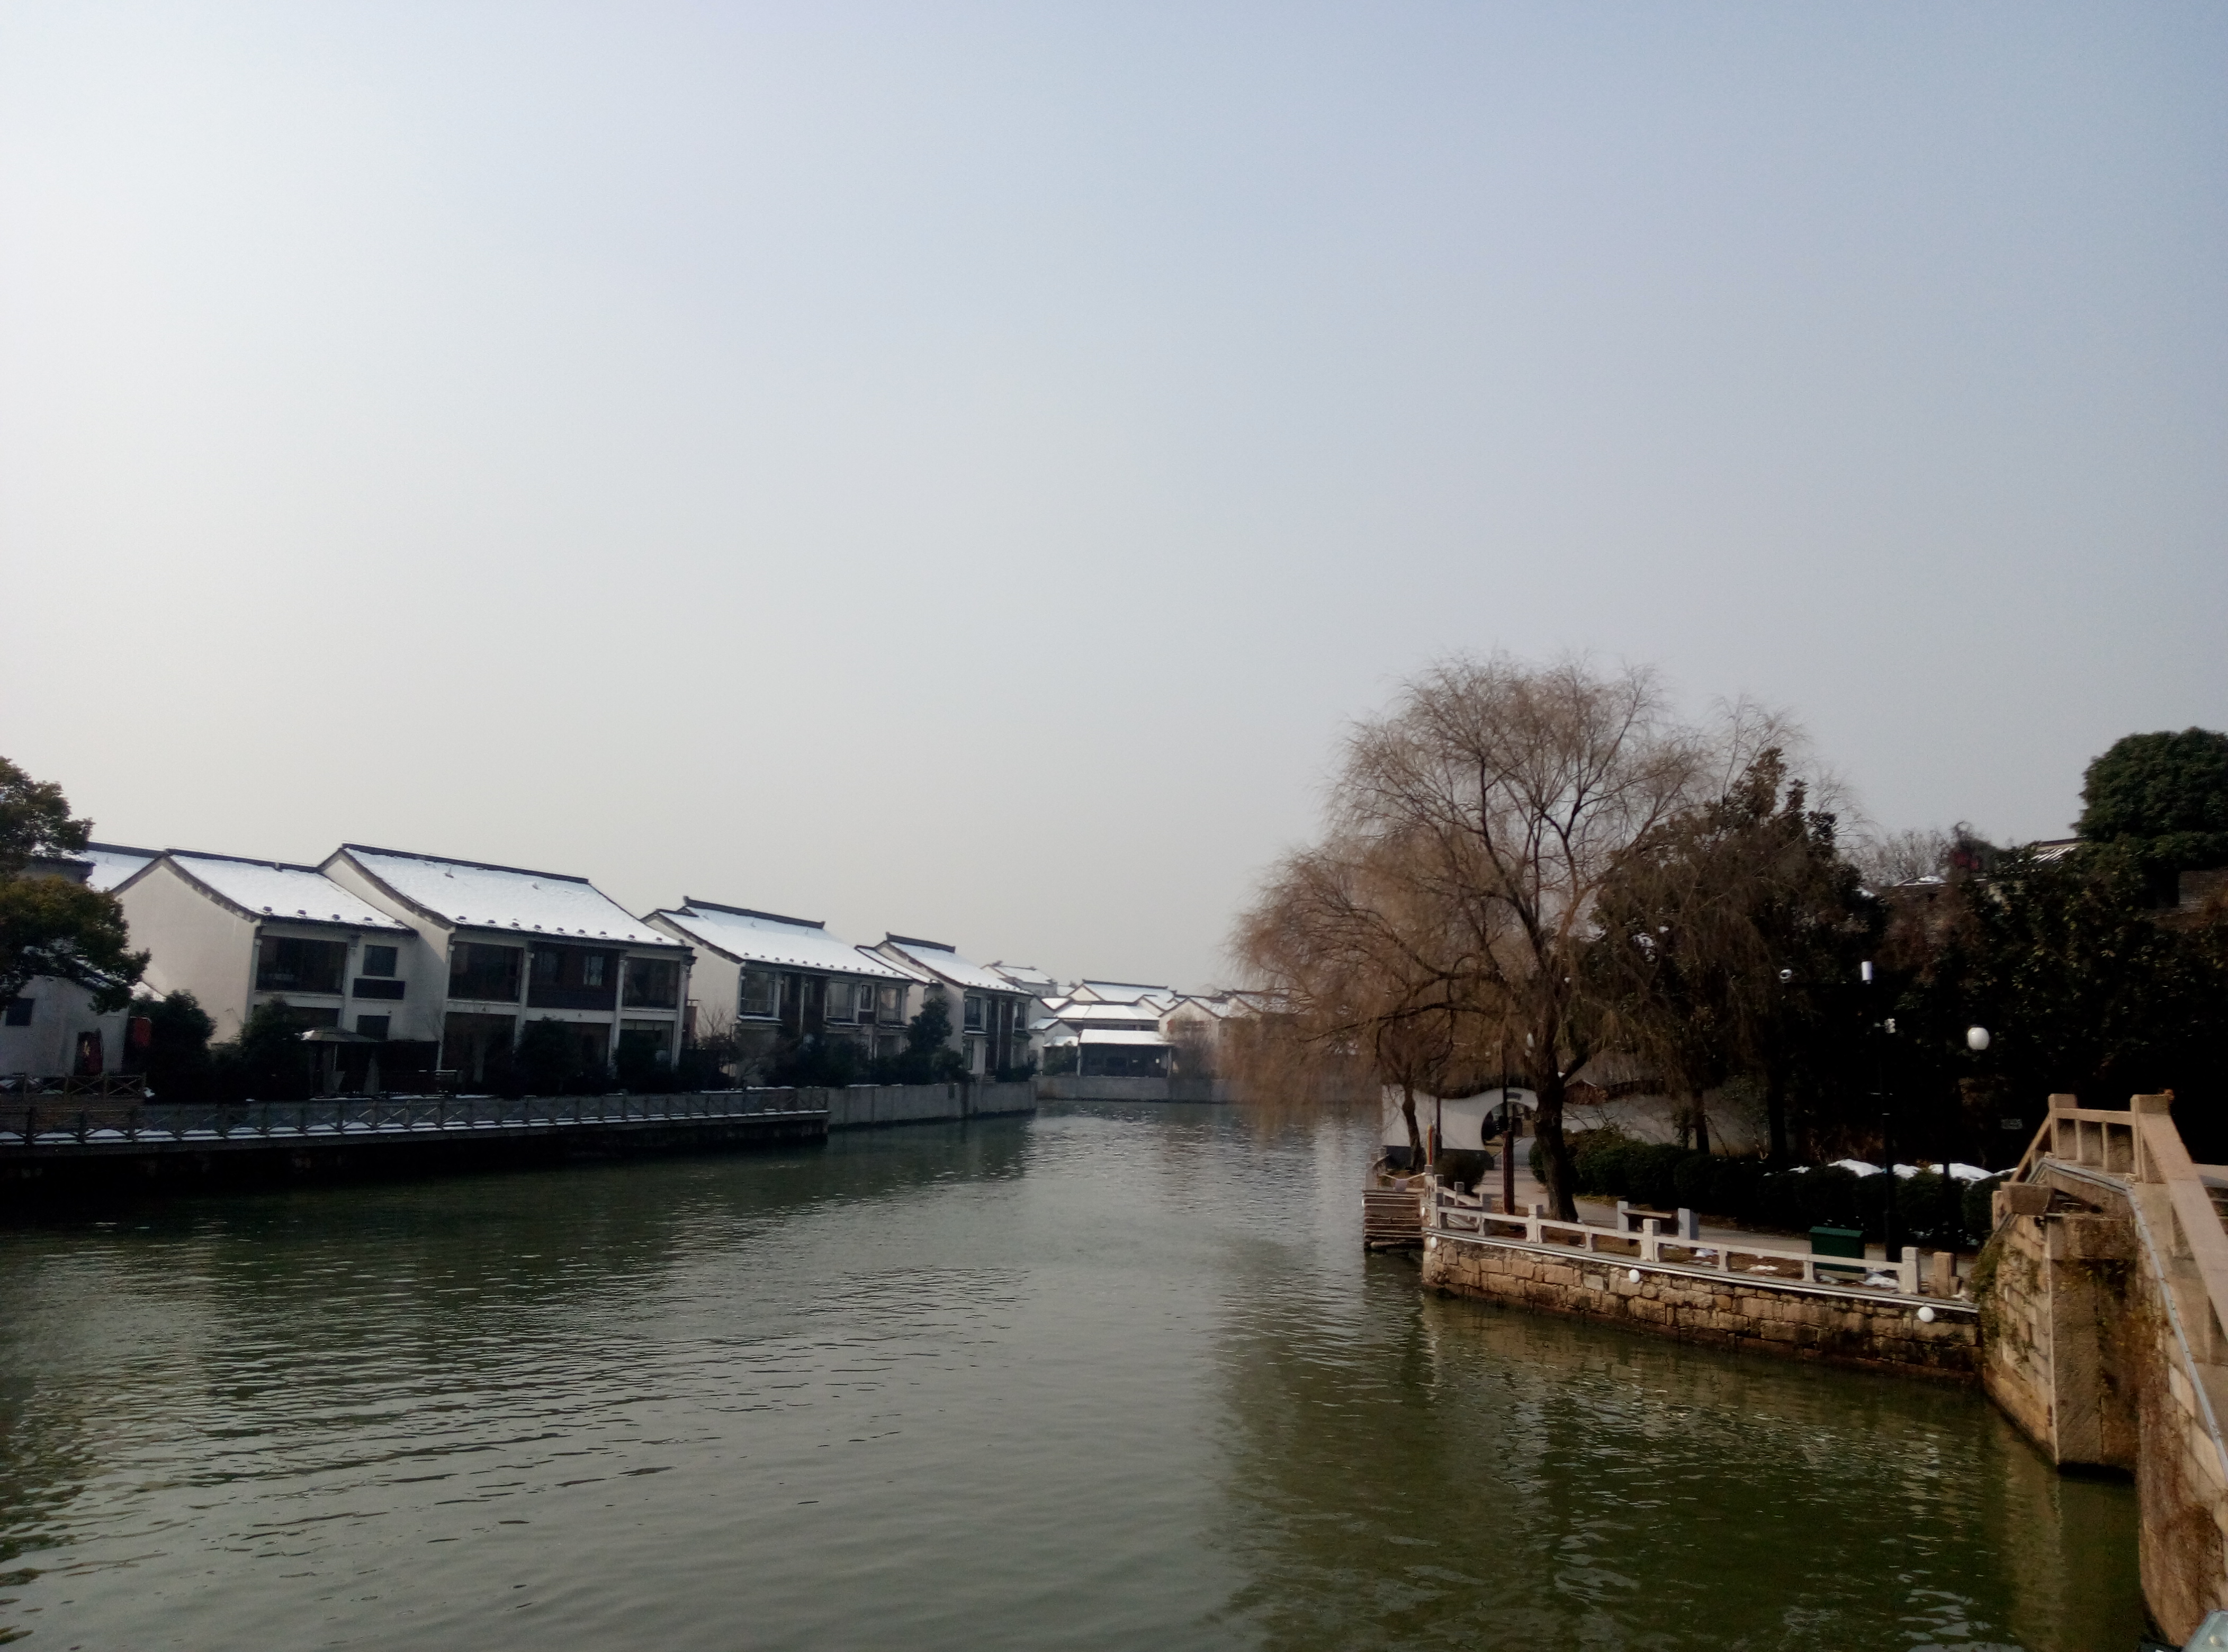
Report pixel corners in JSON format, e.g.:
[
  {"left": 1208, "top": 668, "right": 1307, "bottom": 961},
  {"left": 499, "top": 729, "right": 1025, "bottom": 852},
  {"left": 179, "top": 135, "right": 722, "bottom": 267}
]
[
  {"left": 1625, "top": 1144, "right": 1687, "bottom": 1210},
  {"left": 1711, "top": 1157, "right": 1768, "bottom": 1217},
  {"left": 1571, "top": 1129, "right": 1632, "bottom": 1195},
  {"left": 1670, "top": 1152, "right": 1715, "bottom": 1210},
  {"left": 1962, "top": 1173, "right": 2009, "bottom": 1247}
]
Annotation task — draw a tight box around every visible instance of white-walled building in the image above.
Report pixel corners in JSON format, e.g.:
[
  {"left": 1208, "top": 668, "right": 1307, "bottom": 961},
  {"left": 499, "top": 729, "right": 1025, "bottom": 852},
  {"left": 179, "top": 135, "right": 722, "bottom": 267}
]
[
  {"left": 114, "top": 850, "right": 419, "bottom": 1043},
  {"left": 1, "top": 843, "right": 159, "bottom": 1082},
  {"left": 870, "top": 936, "right": 1035, "bottom": 1077},
  {"left": 318, "top": 845, "right": 691, "bottom": 1083},
  {"left": 644, "top": 900, "right": 925, "bottom": 1074},
  {"left": 1036, "top": 988, "right": 1174, "bottom": 1079}
]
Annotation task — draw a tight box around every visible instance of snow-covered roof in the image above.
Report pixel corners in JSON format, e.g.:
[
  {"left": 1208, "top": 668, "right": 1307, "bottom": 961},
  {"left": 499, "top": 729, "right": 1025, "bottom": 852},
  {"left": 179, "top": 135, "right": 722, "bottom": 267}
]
[
  {"left": 881, "top": 937, "right": 1021, "bottom": 995},
  {"left": 81, "top": 843, "right": 159, "bottom": 892},
  {"left": 1078, "top": 1028, "right": 1173, "bottom": 1047},
  {"left": 167, "top": 851, "right": 409, "bottom": 931},
  {"left": 654, "top": 902, "right": 917, "bottom": 980},
  {"left": 989, "top": 962, "right": 1058, "bottom": 993},
  {"left": 1044, "top": 1000, "right": 1161, "bottom": 1027},
  {"left": 336, "top": 845, "right": 676, "bottom": 947},
  {"left": 1073, "top": 980, "right": 1175, "bottom": 1005}
]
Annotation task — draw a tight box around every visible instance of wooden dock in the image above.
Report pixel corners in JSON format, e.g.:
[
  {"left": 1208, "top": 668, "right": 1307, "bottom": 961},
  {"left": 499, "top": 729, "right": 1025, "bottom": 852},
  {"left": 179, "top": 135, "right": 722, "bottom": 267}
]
[{"left": 1364, "top": 1166, "right": 1425, "bottom": 1249}]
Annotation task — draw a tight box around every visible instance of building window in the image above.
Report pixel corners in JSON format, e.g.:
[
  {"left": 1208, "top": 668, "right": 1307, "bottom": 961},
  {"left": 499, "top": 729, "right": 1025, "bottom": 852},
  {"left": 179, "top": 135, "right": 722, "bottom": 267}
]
[
  {"left": 353, "top": 976, "right": 406, "bottom": 1000},
  {"left": 449, "top": 943, "right": 523, "bottom": 1003},
  {"left": 964, "top": 994, "right": 985, "bottom": 1031},
  {"left": 2, "top": 998, "right": 32, "bottom": 1027},
  {"left": 740, "top": 969, "right": 777, "bottom": 1018},
  {"left": 356, "top": 1014, "right": 391, "bottom": 1040},
  {"left": 361, "top": 945, "right": 399, "bottom": 977},
  {"left": 256, "top": 936, "right": 347, "bottom": 995},
  {"left": 526, "top": 947, "right": 619, "bottom": 1010},
  {"left": 623, "top": 958, "right": 679, "bottom": 1009},
  {"left": 878, "top": 983, "right": 904, "bottom": 1023},
  {"left": 825, "top": 981, "right": 855, "bottom": 1022},
  {"left": 620, "top": 1018, "right": 673, "bottom": 1062},
  {"left": 442, "top": 1011, "right": 516, "bottom": 1084}
]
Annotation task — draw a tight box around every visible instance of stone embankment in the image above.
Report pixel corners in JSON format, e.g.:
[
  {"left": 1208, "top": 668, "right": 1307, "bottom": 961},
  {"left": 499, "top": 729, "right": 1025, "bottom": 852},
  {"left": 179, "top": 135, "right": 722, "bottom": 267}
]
[
  {"left": 825, "top": 1080, "right": 1034, "bottom": 1128},
  {"left": 1975, "top": 1094, "right": 2228, "bottom": 1645},
  {"left": 1422, "top": 1228, "right": 1978, "bottom": 1375},
  {"left": 1413, "top": 1092, "right": 2228, "bottom": 1643}
]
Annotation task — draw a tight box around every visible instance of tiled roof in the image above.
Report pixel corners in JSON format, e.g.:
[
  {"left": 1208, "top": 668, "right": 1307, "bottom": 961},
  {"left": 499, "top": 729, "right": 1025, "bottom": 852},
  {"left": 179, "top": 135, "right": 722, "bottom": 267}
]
[
  {"left": 654, "top": 902, "right": 917, "bottom": 979},
  {"left": 338, "top": 845, "right": 674, "bottom": 946},
  {"left": 168, "top": 851, "right": 409, "bottom": 930}
]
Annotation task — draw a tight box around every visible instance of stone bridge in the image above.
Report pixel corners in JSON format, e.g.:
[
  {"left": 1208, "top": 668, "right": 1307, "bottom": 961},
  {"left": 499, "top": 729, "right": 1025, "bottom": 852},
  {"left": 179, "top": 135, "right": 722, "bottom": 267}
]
[{"left": 1985, "top": 1092, "right": 2228, "bottom": 1644}]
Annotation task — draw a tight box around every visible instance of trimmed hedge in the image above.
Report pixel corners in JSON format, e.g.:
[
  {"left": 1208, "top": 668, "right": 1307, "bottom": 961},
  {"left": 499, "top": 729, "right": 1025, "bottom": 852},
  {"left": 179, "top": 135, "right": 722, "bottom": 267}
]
[{"left": 1533, "top": 1128, "right": 2006, "bottom": 1249}]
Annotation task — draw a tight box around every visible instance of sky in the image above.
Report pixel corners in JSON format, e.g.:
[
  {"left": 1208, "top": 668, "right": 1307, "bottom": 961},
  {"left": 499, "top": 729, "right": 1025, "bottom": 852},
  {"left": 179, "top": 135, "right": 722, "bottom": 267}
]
[{"left": 2, "top": 2, "right": 2222, "bottom": 991}]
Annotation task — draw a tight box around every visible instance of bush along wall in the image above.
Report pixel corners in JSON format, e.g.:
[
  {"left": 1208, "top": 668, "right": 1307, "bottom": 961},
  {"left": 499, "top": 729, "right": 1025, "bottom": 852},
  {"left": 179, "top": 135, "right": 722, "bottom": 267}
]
[{"left": 1530, "top": 1129, "right": 2007, "bottom": 1250}]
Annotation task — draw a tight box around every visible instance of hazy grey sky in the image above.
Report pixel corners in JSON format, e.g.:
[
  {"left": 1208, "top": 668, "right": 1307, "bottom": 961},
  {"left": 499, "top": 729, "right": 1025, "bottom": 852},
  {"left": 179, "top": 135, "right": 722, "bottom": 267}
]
[{"left": 3, "top": 3, "right": 2222, "bottom": 989}]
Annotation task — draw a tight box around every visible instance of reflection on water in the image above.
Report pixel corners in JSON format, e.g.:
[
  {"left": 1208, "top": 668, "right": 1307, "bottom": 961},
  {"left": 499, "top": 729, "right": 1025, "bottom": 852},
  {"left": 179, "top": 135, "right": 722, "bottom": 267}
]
[{"left": 0, "top": 1106, "right": 2139, "bottom": 1650}]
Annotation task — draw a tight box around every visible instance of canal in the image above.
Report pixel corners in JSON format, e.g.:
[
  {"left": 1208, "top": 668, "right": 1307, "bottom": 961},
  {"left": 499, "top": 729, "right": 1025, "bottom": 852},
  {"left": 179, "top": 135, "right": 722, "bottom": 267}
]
[{"left": 0, "top": 1103, "right": 2142, "bottom": 1650}]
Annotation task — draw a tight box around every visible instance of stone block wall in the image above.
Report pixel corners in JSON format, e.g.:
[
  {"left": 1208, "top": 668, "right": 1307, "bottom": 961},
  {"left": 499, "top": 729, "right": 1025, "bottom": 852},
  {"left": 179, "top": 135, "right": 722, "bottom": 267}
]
[
  {"left": 817, "top": 1081, "right": 1035, "bottom": 1130},
  {"left": 1978, "top": 1161, "right": 2228, "bottom": 1642},
  {"left": 1421, "top": 1232, "right": 1979, "bottom": 1376}
]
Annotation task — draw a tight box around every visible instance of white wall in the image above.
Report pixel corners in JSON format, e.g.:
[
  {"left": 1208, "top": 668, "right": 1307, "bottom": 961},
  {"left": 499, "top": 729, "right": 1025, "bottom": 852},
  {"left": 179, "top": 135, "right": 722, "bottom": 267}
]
[
  {"left": 1380, "top": 1088, "right": 1539, "bottom": 1152},
  {"left": 115, "top": 861, "right": 259, "bottom": 1036},
  {"left": 321, "top": 852, "right": 453, "bottom": 1042},
  {"left": 0, "top": 977, "right": 129, "bottom": 1080}
]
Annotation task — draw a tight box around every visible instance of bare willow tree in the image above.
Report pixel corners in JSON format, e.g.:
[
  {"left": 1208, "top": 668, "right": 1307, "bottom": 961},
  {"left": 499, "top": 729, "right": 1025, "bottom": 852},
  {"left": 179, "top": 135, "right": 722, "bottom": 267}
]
[
  {"left": 1234, "top": 827, "right": 1483, "bottom": 1161},
  {"left": 1236, "top": 654, "right": 1707, "bottom": 1217}
]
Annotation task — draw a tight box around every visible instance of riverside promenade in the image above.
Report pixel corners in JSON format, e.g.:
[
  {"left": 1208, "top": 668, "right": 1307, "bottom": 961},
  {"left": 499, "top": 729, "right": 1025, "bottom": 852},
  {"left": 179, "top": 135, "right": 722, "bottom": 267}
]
[
  {"left": 0, "top": 1080, "right": 1036, "bottom": 1194},
  {"left": 1415, "top": 1171, "right": 1979, "bottom": 1377}
]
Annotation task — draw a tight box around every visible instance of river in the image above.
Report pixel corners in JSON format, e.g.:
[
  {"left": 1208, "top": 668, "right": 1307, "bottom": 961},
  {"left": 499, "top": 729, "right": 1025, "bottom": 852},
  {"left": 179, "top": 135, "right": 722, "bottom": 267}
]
[{"left": 0, "top": 1103, "right": 2142, "bottom": 1650}]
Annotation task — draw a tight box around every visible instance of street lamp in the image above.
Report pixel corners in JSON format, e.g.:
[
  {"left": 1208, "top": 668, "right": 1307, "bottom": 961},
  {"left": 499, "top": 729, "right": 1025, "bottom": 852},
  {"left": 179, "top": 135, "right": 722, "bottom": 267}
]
[
  {"left": 1862, "top": 960, "right": 1902, "bottom": 1264},
  {"left": 1968, "top": 1026, "right": 1992, "bottom": 1053}
]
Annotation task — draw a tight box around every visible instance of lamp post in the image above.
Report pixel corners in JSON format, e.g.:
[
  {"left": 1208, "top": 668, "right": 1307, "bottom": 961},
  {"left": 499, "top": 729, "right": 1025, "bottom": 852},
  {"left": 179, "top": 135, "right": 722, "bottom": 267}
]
[{"left": 1862, "top": 960, "right": 1902, "bottom": 1264}]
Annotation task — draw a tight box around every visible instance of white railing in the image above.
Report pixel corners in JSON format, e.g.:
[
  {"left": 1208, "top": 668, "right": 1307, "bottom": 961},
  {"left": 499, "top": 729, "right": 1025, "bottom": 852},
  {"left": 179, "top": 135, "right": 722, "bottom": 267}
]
[{"left": 1425, "top": 1182, "right": 1925, "bottom": 1296}]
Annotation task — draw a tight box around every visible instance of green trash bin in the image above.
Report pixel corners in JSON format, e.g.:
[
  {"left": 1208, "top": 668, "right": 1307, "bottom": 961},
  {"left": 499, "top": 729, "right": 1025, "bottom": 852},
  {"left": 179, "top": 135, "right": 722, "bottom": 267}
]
[{"left": 1810, "top": 1226, "right": 1866, "bottom": 1279}]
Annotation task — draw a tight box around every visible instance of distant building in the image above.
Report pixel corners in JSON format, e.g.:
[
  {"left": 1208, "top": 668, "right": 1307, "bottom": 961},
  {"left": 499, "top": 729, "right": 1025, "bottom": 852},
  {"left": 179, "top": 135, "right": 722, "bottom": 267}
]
[
  {"left": 644, "top": 901, "right": 925, "bottom": 1075},
  {"left": 870, "top": 936, "right": 1035, "bottom": 1077},
  {"left": 987, "top": 962, "right": 1057, "bottom": 1001},
  {"left": 1036, "top": 984, "right": 1174, "bottom": 1079}
]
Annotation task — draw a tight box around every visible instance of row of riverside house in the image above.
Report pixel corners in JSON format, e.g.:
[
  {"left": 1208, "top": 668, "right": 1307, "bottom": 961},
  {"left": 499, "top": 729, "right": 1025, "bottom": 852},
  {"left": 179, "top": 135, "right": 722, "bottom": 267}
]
[{"left": 2, "top": 839, "right": 1036, "bottom": 1092}]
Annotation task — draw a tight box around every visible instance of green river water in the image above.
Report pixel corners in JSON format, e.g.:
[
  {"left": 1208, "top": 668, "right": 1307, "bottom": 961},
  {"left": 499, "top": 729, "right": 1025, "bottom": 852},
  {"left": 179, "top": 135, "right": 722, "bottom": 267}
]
[{"left": 0, "top": 1103, "right": 2143, "bottom": 1650}]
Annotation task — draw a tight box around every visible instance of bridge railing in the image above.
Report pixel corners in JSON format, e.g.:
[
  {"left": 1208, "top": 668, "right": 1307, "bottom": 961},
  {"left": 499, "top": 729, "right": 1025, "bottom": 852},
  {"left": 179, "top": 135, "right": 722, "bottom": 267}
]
[
  {"left": 1425, "top": 1183, "right": 1925, "bottom": 1296},
  {"left": 1, "top": 1089, "right": 825, "bottom": 1148},
  {"left": 2017, "top": 1091, "right": 2228, "bottom": 1375}
]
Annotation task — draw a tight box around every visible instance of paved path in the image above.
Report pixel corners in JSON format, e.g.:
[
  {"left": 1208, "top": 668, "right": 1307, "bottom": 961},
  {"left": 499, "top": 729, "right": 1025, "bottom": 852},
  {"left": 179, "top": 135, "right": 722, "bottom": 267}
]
[{"left": 1469, "top": 1153, "right": 1916, "bottom": 1264}]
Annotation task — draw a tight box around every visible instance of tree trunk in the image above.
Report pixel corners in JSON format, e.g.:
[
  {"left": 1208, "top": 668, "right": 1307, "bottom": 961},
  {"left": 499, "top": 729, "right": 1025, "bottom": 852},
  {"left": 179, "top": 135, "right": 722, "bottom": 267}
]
[
  {"left": 1533, "top": 1066, "right": 1576, "bottom": 1220},
  {"left": 1690, "top": 1087, "right": 1710, "bottom": 1156},
  {"left": 1764, "top": 1062, "right": 1789, "bottom": 1165},
  {"left": 1400, "top": 1081, "right": 1423, "bottom": 1164}
]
